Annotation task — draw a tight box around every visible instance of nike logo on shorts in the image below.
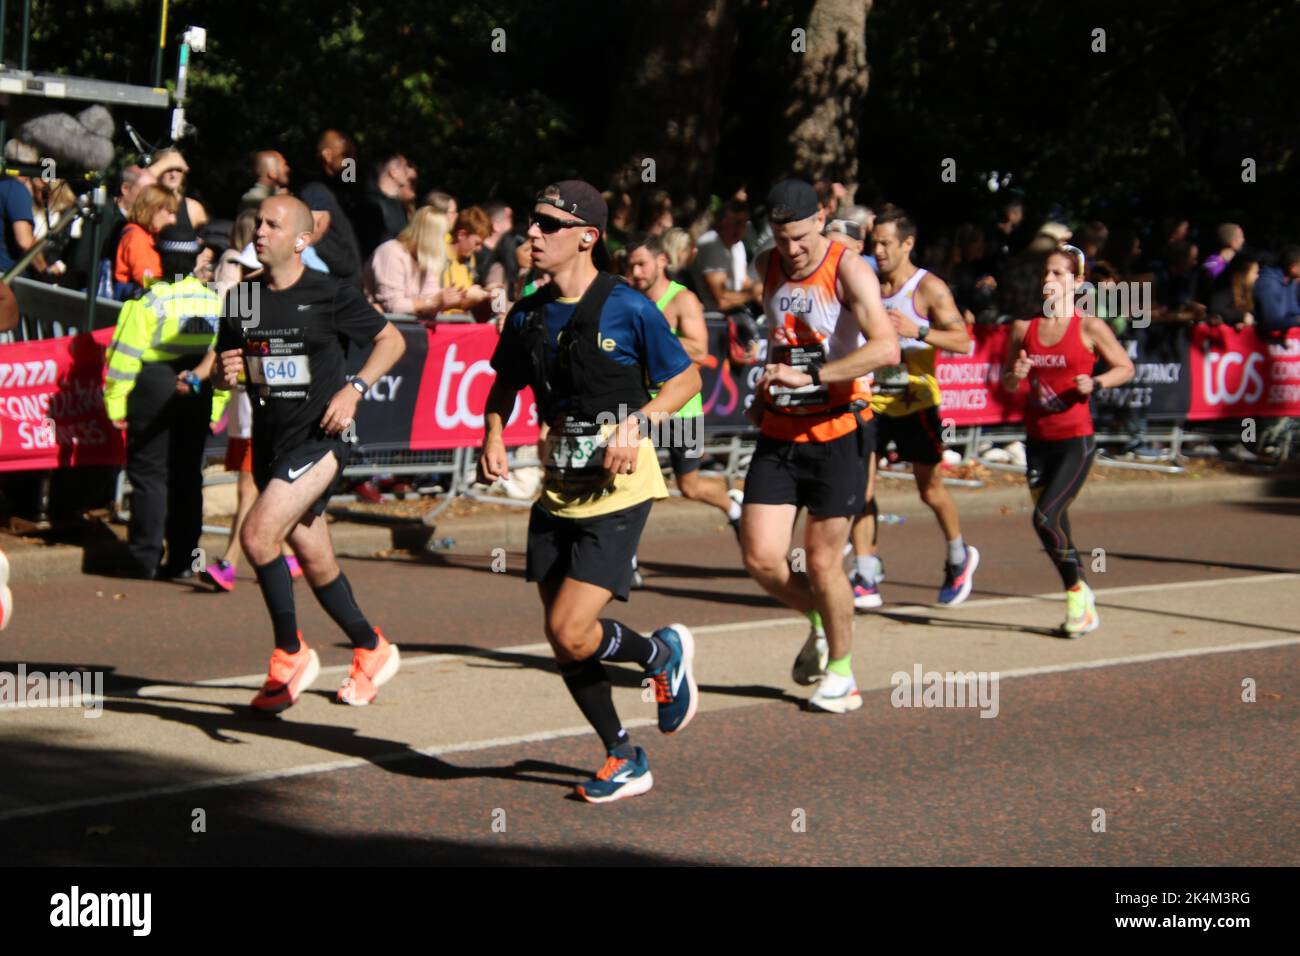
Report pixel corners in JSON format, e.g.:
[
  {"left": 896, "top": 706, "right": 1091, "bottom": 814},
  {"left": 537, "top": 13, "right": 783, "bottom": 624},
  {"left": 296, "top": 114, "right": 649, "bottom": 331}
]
[{"left": 287, "top": 462, "right": 314, "bottom": 480}]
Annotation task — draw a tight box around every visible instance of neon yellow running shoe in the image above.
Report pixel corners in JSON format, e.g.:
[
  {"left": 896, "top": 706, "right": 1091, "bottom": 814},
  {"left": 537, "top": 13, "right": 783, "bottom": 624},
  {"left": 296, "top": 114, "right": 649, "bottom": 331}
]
[{"left": 1063, "top": 582, "right": 1099, "bottom": 637}]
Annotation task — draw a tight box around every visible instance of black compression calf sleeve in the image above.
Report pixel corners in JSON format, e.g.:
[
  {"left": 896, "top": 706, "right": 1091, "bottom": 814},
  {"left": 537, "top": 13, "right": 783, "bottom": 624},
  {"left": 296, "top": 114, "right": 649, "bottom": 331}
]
[
  {"left": 596, "top": 619, "right": 667, "bottom": 671},
  {"left": 311, "top": 572, "right": 377, "bottom": 649},
  {"left": 558, "top": 657, "right": 629, "bottom": 754},
  {"left": 253, "top": 557, "right": 300, "bottom": 653}
]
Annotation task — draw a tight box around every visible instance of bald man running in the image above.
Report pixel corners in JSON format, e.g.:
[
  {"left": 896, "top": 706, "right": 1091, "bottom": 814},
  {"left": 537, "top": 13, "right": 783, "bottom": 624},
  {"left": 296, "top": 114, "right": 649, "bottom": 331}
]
[{"left": 212, "top": 195, "right": 407, "bottom": 713}]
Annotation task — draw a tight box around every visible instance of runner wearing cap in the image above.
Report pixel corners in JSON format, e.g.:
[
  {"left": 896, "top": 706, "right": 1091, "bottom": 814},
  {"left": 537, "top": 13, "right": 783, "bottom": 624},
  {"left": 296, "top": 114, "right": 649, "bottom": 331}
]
[
  {"left": 211, "top": 195, "right": 407, "bottom": 712},
  {"left": 480, "top": 181, "right": 702, "bottom": 803},
  {"left": 849, "top": 205, "right": 980, "bottom": 610},
  {"left": 1001, "top": 245, "right": 1133, "bottom": 635},
  {"left": 740, "top": 178, "right": 899, "bottom": 712},
  {"left": 625, "top": 233, "right": 744, "bottom": 541}
]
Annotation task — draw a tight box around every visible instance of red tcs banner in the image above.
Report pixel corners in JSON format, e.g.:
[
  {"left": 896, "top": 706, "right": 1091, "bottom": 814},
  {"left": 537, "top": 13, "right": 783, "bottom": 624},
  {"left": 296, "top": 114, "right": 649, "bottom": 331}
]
[
  {"left": 1187, "top": 325, "right": 1300, "bottom": 421},
  {"left": 934, "top": 324, "right": 1026, "bottom": 427},
  {"left": 401, "top": 322, "right": 539, "bottom": 450},
  {"left": 0, "top": 327, "right": 123, "bottom": 472}
]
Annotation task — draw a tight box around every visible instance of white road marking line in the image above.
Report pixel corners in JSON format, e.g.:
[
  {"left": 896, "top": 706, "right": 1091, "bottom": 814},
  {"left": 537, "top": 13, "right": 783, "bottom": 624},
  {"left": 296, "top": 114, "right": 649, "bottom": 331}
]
[
  {"left": 5, "top": 629, "right": 1299, "bottom": 822},
  {"left": 130, "top": 572, "right": 1300, "bottom": 695}
]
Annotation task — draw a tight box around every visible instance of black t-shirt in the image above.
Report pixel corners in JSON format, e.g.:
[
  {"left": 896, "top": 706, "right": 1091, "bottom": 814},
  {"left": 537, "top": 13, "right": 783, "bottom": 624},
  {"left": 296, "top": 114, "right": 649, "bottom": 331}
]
[
  {"left": 216, "top": 268, "right": 385, "bottom": 451},
  {"left": 690, "top": 240, "right": 733, "bottom": 313},
  {"left": 300, "top": 180, "right": 362, "bottom": 283}
]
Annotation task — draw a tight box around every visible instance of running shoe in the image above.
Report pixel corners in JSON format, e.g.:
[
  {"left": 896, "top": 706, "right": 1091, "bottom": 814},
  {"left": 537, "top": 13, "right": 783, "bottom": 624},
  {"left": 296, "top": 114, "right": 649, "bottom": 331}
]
[
  {"left": 250, "top": 638, "right": 320, "bottom": 714},
  {"left": 808, "top": 670, "right": 863, "bottom": 713},
  {"left": 337, "top": 629, "right": 401, "bottom": 706},
  {"left": 851, "top": 571, "right": 882, "bottom": 610},
  {"left": 631, "top": 566, "right": 644, "bottom": 590},
  {"left": 792, "top": 626, "right": 829, "bottom": 685},
  {"left": 728, "top": 488, "right": 744, "bottom": 539},
  {"left": 1063, "top": 582, "right": 1100, "bottom": 637},
  {"left": 648, "top": 624, "right": 697, "bottom": 734},
  {"left": 575, "top": 747, "right": 654, "bottom": 804},
  {"left": 937, "top": 545, "right": 980, "bottom": 607},
  {"left": 201, "top": 559, "right": 237, "bottom": 593},
  {"left": 285, "top": 554, "right": 303, "bottom": 579}
]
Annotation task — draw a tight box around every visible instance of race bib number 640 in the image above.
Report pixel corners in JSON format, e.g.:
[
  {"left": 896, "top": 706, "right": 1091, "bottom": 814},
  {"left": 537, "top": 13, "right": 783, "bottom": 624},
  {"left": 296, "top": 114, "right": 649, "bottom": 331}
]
[{"left": 247, "top": 355, "right": 311, "bottom": 386}]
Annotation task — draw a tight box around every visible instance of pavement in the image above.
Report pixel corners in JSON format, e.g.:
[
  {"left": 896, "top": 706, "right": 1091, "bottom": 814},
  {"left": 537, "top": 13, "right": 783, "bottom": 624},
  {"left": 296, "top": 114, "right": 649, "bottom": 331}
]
[{"left": 0, "top": 475, "right": 1296, "bottom": 865}]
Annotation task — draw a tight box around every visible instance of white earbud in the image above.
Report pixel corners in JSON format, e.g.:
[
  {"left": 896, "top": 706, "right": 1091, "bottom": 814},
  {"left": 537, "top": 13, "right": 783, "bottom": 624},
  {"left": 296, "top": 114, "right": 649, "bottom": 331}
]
[
  {"left": 583, "top": 233, "right": 594, "bottom": 245},
  {"left": 295, "top": 239, "right": 304, "bottom": 250}
]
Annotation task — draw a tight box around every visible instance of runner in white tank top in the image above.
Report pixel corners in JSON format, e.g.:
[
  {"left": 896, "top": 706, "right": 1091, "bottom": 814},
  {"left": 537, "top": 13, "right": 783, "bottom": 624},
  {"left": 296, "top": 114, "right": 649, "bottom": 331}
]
[{"left": 850, "top": 207, "right": 980, "bottom": 610}]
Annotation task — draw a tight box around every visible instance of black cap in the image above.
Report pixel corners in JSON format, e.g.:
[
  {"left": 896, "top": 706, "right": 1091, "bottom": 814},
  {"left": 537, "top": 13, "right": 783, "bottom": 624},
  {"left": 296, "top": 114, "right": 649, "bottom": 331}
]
[
  {"left": 766, "top": 178, "right": 820, "bottom": 224},
  {"left": 536, "top": 180, "right": 608, "bottom": 233}
]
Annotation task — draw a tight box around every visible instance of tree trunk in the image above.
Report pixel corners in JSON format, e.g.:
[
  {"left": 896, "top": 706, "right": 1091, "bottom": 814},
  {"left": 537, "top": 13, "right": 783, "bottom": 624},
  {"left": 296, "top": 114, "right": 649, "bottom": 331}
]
[
  {"left": 604, "top": 0, "right": 739, "bottom": 218},
  {"left": 779, "top": 0, "right": 872, "bottom": 201}
]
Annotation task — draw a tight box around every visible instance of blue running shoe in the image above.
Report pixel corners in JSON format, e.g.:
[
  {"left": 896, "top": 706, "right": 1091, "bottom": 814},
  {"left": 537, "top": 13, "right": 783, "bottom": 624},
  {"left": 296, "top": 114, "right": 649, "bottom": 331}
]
[
  {"left": 575, "top": 747, "right": 654, "bottom": 803},
  {"left": 649, "top": 623, "right": 697, "bottom": 734},
  {"left": 937, "top": 545, "right": 980, "bottom": 607}
]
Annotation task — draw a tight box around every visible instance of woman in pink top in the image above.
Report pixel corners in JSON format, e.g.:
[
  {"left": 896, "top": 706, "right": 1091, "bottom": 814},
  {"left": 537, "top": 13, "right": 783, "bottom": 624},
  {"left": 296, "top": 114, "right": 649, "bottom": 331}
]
[{"left": 364, "top": 207, "right": 458, "bottom": 318}]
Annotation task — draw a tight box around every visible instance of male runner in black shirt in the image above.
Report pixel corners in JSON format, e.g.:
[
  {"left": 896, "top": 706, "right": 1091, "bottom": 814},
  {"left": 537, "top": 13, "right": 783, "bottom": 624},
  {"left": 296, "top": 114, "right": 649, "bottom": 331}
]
[{"left": 212, "top": 195, "right": 406, "bottom": 713}]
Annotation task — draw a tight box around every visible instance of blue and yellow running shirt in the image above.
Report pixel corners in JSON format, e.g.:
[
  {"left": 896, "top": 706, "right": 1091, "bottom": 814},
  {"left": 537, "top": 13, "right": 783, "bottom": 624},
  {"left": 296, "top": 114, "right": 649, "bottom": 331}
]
[{"left": 492, "top": 281, "right": 692, "bottom": 518}]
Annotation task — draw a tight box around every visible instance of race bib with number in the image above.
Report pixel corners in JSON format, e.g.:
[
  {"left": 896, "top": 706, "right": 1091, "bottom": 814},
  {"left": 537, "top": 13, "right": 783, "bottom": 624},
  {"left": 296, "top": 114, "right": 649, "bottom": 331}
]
[
  {"left": 247, "top": 355, "right": 311, "bottom": 387},
  {"left": 547, "top": 433, "right": 602, "bottom": 471},
  {"left": 874, "top": 362, "right": 911, "bottom": 394},
  {"left": 769, "top": 342, "right": 830, "bottom": 407}
]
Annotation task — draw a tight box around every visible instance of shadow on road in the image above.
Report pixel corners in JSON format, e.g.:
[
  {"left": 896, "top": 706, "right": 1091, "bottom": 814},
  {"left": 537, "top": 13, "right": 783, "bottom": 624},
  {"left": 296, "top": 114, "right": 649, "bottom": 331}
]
[{"left": 1105, "top": 550, "right": 1300, "bottom": 576}]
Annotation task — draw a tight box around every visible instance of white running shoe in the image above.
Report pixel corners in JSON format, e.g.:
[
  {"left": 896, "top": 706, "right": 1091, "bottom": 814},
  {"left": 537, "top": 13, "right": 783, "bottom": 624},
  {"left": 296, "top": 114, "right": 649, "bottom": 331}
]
[
  {"left": 808, "top": 670, "right": 863, "bottom": 713},
  {"left": 791, "top": 628, "right": 829, "bottom": 685}
]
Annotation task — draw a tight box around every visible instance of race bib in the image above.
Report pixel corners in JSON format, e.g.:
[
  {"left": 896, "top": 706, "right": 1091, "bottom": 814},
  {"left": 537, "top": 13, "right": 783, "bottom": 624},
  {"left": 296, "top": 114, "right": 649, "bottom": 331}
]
[
  {"left": 547, "top": 433, "right": 602, "bottom": 470},
  {"left": 247, "top": 355, "right": 311, "bottom": 387},
  {"left": 769, "top": 342, "right": 830, "bottom": 407},
  {"left": 874, "top": 362, "right": 911, "bottom": 394}
]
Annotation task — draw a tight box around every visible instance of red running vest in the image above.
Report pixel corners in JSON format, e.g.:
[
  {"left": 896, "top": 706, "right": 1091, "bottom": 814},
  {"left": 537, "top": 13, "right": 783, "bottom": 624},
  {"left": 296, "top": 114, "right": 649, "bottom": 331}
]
[{"left": 1022, "top": 312, "right": 1096, "bottom": 440}]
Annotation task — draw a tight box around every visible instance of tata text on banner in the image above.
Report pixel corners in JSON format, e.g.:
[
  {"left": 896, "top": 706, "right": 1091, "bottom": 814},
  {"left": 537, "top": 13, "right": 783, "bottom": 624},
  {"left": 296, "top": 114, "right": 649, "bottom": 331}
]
[
  {"left": 0, "top": 328, "right": 123, "bottom": 472},
  {"left": 934, "top": 324, "right": 1025, "bottom": 427},
  {"left": 1187, "top": 326, "right": 1300, "bottom": 421},
  {"left": 406, "top": 322, "right": 540, "bottom": 450}
]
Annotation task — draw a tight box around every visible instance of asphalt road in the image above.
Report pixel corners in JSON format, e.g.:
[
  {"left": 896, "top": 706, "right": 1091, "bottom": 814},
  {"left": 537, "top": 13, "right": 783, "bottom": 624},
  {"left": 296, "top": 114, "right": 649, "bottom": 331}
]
[{"left": 0, "top": 495, "right": 1296, "bottom": 865}]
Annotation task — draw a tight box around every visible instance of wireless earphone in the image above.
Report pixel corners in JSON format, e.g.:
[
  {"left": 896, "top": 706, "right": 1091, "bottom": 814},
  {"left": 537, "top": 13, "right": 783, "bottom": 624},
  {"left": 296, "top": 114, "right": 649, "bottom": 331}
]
[{"left": 295, "top": 239, "right": 305, "bottom": 250}]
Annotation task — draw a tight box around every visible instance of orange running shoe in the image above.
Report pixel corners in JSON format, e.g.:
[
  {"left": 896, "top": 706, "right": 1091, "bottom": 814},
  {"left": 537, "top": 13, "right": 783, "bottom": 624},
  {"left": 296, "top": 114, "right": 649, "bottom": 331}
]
[
  {"left": 250, "top": 637, "right": 320, "bottom": 714},
  {"left": 337, "top": 629, "right": 401, "bottom": 706}
]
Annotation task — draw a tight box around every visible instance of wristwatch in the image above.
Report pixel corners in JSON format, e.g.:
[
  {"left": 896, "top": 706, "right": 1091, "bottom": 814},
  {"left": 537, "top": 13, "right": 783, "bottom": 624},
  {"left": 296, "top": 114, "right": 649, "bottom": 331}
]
[
  {"left": 348, "top": 376, "right": 369, "bottom": 396},
  {"left": 917, "top": 324, "right": 931, "bottom": 341}
]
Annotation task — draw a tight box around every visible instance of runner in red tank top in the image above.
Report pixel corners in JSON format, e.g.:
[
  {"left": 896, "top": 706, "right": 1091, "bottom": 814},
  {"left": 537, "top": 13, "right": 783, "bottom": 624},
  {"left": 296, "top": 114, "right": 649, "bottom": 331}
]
[{"left": 1002, "top": 246, "right": 1133, "bottom": 636}]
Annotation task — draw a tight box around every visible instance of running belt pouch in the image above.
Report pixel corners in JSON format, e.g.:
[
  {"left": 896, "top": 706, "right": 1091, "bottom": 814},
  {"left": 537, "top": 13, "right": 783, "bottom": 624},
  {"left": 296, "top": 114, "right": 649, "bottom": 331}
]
[{"left": 768, "top": 343, "right": 831, "bottom": 408}]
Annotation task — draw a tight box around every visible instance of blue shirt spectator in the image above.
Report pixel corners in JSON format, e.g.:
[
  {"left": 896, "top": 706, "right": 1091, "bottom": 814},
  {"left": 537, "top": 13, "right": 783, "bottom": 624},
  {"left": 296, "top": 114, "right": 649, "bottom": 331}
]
[
  {"left": 0, "top": 177, "right": 35, "bottom": 271},
  {"left": 1253, "top": 248, "right": 1300, "bottom": 335}
]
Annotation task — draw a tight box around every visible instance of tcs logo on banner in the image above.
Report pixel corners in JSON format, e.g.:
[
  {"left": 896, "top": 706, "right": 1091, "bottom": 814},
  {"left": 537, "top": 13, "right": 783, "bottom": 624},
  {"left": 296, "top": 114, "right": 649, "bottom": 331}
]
[
  {"left": 434, "top": 343, "right": 534, "bottom": 430},
  {"left": 1201, "top": 351, "right": 1265, "bottom": 406}
]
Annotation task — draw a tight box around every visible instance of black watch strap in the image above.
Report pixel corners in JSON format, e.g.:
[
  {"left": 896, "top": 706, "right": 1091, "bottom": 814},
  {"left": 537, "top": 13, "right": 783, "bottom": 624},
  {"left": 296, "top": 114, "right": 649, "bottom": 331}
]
[{"left": 349, "top": 376, "right": 369, "bottom": 395}]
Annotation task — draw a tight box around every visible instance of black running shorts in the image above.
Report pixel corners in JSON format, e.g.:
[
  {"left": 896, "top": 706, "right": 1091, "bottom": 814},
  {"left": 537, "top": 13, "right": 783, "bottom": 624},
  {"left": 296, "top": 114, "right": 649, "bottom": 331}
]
[
  {"left": 253, "top": 436, "right": 352, "bottom": 516},
  {"left": 875, "top": 406, "right": 945, "bottom": 465},
  {"left": 526, "top": 499, "right": 653, "bottom": 601},
  {"left": 744, "top": 422, "right": 872, "bottom": 518}
]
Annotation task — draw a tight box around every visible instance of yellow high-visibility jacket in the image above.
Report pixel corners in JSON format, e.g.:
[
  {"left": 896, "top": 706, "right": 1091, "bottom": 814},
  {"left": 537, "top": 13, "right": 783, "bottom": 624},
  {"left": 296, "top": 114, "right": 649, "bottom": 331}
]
[{"left": 102, "top": 275, "right": 228, "bottom": 423}]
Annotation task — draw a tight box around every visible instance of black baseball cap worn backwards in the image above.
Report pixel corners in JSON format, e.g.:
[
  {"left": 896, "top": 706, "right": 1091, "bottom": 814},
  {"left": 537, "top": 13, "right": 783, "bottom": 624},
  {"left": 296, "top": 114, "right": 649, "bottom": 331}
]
[
  {"left": 536, "top": 180, "right": 608, "bottom": 233},
  {"left": 766, "top": 178, "right": 820, "bottom": 224}
]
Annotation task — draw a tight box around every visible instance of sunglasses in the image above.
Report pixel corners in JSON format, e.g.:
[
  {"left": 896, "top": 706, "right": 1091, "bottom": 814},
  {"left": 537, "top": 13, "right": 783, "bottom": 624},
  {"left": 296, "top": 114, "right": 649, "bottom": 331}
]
[{"left": 530, "top": 212, "right": 594, "bottom": 234}]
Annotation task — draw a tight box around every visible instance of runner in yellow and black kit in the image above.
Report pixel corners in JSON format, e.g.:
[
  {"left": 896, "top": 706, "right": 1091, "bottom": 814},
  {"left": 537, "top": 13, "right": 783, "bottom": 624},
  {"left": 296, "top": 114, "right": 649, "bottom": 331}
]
[
  {"left": 480, "top": 181, "right": 702, "bottom": 803},
  {"left": 851, "top": 206, "right": 980, "bottom": 609},
  {"left": 625, "top": 234, "right": 744, "bottom": 585}
]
